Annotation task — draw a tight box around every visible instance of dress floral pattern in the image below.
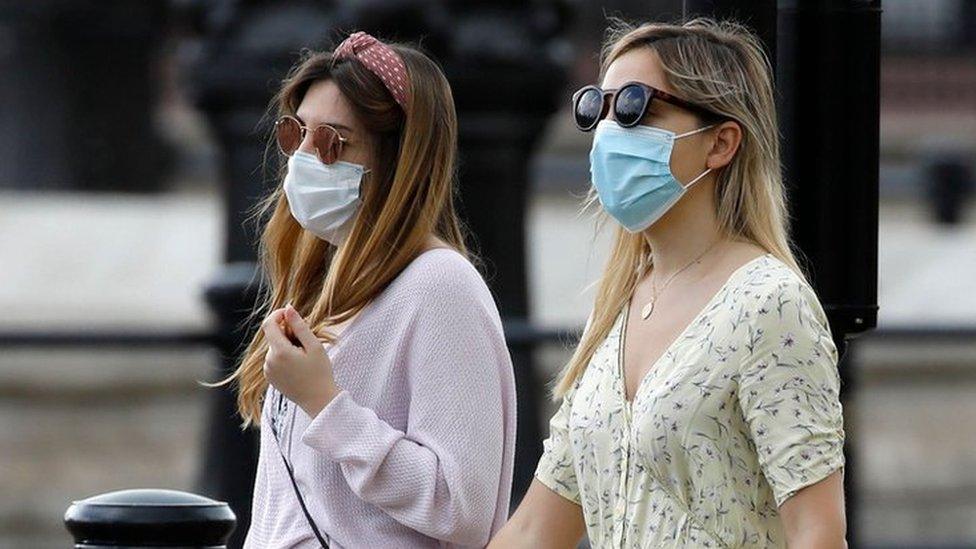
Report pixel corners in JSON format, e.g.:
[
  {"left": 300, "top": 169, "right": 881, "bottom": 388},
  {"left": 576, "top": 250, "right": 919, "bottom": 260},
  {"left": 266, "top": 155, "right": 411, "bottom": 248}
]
[{"left": 535, "top": 254, "right": 845, "bottom": 548}]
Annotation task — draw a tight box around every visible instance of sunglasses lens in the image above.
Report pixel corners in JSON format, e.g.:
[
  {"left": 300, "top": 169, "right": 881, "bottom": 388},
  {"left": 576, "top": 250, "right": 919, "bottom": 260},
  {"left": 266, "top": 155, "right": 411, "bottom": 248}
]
[
  {"left": 615, "top": 84, "right": 648, "bottom": 127},
  {"left": 275, "top": 117, "right": 302, "bottom": 156},
  {"left": 574, "top": 88, "right": 603, "bottom": 130},
  {"left": 313, "top": 125, "right": 342, "bottom": 164}
]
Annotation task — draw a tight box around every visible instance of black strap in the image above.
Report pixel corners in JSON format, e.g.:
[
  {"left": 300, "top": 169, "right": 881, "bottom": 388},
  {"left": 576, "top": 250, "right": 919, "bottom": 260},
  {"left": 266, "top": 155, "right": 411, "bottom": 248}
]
[{"left": 275, "top": 439, "right": 330, "bottom": 548}]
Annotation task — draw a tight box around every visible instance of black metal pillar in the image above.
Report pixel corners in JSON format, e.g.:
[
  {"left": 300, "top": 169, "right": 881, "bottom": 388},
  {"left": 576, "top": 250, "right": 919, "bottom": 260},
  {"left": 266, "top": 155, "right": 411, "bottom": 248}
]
[
  {"left": 778, "top": 0, "right": 880, "bottom": 348},
  {"left": 0, "top": 1, "right": 170, "bottom": 192},
  {"left": 198, "top": 265, "right": 261, "bottom": 549},
  {"left": 452, "top": 107, "right": 556, "bottom": 508},
  {"left": 685, "top": 1, "right": 880, "bottom": 545},
  {"left": 182, "top": 3, "right": 338, "bottom": 547},
  {"left": 337, "top": 1, "right": 571, "bottom": 506},
  {"left": 778, "top": 3, "right": 881, "bottom": 546},
  {"left": 437, "top": 10, "right": 571, "bottom": 507}
]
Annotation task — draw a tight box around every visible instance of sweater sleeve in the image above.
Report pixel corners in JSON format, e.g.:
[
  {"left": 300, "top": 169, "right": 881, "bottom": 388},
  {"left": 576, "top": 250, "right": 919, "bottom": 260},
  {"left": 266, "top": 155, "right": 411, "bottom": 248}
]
[{"left": 300, "top": 258, "right": 512, "bottom": 546}]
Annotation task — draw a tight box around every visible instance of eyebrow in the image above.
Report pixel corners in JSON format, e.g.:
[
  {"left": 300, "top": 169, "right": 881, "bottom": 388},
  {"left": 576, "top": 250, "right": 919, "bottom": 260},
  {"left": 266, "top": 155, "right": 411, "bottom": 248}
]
[{"left": 292, "top": 113, "right": 355, "bottom": 134}]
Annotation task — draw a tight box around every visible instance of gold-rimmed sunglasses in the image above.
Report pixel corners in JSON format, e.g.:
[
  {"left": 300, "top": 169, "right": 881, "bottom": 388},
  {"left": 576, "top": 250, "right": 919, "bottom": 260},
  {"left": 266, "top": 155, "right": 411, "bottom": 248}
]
[{"left": 274, "top": 115, "right": 349, "bottom": 164}]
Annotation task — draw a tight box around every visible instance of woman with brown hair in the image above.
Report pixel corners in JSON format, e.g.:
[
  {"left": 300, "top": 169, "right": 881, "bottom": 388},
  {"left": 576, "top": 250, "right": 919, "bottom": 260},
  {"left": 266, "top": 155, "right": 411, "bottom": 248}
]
[
  {"left": 491, "top": 19, "right": 847, "bottom": 548},
  {"left": 212, "top": 32, "right": 516, "bottom": 548}
]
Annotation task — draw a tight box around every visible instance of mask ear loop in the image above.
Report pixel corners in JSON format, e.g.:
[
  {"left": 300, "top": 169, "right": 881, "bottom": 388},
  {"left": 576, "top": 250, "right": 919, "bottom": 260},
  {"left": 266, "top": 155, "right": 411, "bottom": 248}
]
[
  {"left": 674, "top": 123, "right": 717, "bottom": 140},
  {"left": 684, "top": 167, "right": 712, "bottom": 189},
  {"left": 674, "top": 123, "right": 718, "bottom": 189}
]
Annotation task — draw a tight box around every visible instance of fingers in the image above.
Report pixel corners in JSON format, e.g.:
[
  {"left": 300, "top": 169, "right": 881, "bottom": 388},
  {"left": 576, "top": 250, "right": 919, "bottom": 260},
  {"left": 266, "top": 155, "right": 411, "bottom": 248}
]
[
  {"left": 279, "top": 316, "right": 302, "bottom": 346},
  {"left": 261, "top": 308, "right": 291, "bottom": 349},
  {"left": 283, "top": 304, "right": 320, "bottom": 350}
]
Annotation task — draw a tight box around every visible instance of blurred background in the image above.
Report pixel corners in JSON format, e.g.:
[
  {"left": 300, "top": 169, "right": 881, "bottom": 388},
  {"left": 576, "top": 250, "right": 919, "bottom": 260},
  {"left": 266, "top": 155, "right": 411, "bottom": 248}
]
[{"left": 1, "top": 0, "right": 974, "bottom": 547}]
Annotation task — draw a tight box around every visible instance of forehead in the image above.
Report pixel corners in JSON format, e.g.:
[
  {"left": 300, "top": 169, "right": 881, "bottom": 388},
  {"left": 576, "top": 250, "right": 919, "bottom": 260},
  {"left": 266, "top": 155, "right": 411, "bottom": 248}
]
[
  {"left": 295, "top": 79, "right": 358, "bottom": 128},
  {"left": 600, "top": 47, "right": 673, "bottom": 94}
]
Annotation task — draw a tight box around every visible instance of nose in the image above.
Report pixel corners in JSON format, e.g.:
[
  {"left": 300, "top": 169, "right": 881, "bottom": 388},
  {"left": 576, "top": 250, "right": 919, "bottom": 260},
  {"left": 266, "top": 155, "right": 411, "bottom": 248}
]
[{"left": 297, "top": 133, "right": 316, "bottom": 155}]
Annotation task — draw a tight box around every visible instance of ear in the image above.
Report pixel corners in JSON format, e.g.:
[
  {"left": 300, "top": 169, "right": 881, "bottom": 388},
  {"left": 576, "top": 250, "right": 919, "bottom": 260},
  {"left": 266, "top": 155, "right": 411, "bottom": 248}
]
[{"left": 705, "top": 120, "right": 742, "bottom": 170}]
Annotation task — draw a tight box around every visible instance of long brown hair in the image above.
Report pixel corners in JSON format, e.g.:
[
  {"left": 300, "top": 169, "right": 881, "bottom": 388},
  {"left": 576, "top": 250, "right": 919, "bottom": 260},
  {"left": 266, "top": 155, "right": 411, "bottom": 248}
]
[
  {"left": 553, "top": 18, "right": 803, "bottom": 397},
  {"left": 211, "top": 41, "right": 469, "bottom": 427}
]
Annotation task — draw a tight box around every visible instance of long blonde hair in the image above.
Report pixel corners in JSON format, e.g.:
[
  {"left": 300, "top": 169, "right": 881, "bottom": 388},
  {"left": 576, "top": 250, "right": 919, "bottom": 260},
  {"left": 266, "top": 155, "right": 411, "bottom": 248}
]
[
  {"left": 553, "top": 18, "right": 803, "bottom": 397},
  {"left": 212, "top": 41, "right": 468, "bottom": 427}
]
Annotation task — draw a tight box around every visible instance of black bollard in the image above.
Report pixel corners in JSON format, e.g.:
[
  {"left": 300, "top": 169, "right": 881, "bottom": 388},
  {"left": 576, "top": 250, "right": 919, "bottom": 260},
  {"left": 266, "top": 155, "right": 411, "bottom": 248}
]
[
  {"left": 64, "top": 489, "right": 235, "bottom": 548},
  {"left": 197, "top": 263, "right": 262, "bottom": 547}
]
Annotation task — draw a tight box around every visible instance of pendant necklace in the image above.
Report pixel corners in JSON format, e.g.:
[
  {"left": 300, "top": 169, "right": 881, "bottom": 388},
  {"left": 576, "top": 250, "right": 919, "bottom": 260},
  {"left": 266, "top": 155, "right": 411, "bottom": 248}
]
[{"left": 641, "top": 239, "right": 722, "bottom": 321}]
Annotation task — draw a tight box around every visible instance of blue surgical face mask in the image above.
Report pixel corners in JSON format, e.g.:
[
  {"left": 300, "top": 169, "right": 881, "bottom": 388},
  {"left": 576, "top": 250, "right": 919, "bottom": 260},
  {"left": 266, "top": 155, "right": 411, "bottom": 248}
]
[
  {"left": 283, "top": 151, "right": 367, "bottom": 246},
  {"left": 589, "top": 119, "right": 714, "bottom": 233}
]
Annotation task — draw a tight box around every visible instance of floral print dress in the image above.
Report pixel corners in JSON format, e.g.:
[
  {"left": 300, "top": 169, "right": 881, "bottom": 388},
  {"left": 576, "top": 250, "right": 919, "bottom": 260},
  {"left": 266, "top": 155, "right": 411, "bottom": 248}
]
[{"left": 535, "top": 254, "right": 845, "bottom": 548}]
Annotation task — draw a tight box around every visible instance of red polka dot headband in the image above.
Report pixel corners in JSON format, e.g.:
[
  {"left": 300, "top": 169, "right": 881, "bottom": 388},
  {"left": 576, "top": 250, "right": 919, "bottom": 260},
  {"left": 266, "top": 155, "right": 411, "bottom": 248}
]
[{"left": 332, "top": 31, "right": 411, "bottom": 112}]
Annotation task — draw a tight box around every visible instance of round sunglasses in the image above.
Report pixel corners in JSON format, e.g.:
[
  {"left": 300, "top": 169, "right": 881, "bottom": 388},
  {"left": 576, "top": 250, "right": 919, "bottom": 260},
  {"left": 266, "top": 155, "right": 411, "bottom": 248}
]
[
  {"left": 274, "top": 115, "right": 349, "bottom": 164},
  {"left": 572, "top": 81, "right": 724, "bottom": 132}
]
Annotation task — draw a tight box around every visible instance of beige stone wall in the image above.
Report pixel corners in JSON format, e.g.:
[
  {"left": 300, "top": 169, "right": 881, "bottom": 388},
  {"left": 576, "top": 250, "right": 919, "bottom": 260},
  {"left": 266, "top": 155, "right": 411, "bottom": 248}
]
[{"left": 0, "top": 348, "right": 213, "bottom": 547}]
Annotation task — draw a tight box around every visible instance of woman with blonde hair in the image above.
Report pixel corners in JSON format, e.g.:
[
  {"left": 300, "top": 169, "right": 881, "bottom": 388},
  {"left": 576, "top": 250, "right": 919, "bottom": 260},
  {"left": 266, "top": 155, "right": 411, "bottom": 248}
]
[
  {"left": 212, "top": 32, "right": 517, "bottom": 548},
  {"left": 491, "top": 19, "right": 846, "bottom": 548}
]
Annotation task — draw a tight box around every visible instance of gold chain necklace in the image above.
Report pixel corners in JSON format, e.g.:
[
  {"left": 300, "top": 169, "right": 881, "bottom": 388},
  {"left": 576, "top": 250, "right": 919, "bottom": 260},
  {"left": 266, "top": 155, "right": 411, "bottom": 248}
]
[{"left": 640, "top": 239, "right": 722, "bottom": 321}]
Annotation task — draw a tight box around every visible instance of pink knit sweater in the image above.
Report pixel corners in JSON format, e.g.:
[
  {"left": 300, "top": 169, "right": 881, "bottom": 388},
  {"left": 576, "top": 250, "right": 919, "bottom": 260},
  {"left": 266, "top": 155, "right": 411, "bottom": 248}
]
[{"left": 243, "top": 249, "right": 517, "bottom": 548}]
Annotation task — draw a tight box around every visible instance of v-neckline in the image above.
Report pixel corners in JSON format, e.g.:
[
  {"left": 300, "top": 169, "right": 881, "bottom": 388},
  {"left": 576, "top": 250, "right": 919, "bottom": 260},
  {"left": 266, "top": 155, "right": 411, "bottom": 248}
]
[{"left": 617, "top": 253, "right": 772, "bottom": 406}]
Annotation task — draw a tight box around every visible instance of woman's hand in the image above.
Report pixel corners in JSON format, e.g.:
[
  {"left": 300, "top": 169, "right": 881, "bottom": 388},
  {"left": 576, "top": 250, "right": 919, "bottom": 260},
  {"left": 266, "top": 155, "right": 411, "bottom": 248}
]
[{"left": 261, "top": 304, "right": 340, "bottom": 418}]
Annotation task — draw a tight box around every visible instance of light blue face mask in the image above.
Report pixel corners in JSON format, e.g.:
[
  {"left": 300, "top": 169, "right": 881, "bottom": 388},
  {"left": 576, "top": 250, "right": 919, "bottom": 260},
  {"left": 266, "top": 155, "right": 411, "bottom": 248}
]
[{"left": 589, "top": 119, "right": 714, "bottom": 233}]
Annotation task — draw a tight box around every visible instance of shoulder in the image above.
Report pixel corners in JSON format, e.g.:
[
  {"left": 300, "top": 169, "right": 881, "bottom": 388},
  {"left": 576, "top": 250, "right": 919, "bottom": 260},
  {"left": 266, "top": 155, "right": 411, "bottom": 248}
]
[
  {"left": 402, "top": 247, "right": 480, "bottom": 278},
  {"left": 394, "top": 249, "right": 508, "bottom": 359},
  {"left": 726, "top": 256, "right": 841, "bottom": 381},
  {"left": 734, "top": 255, "right": 831, "bottom": 339},
  {"left": 391, "top": 248, "right": 495, "bottom": 310},
  {"left": 736, "top": 254, "right": 826, "bottom": 321}
]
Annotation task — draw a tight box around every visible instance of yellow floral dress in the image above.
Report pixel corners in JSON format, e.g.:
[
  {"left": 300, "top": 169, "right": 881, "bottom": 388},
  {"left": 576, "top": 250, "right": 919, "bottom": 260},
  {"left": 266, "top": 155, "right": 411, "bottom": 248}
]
[{"left": 535, "top": 254, "right": 845, "bottom": 548}]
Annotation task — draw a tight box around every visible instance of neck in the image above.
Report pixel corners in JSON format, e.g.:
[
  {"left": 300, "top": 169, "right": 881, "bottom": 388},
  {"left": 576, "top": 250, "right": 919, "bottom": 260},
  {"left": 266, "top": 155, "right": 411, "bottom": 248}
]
[{"left": 641, "top": 180, "right": 724, "bottom": 277}]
